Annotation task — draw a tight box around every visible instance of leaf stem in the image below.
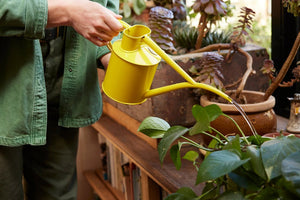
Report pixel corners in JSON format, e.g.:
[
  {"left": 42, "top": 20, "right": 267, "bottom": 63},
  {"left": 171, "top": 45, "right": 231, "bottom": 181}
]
[
  {"left": 180, "top": 136, "right": 214, "bottom": 152},
  {"left": 210, "top": 127, "right": 230, "bottom": 142},
  {"left": 222, "top": 113, "right": 250, "bottom": 145},
  {"left": 199, "top": 131, "right": 226, "bottom": 145},
  {"left": 196, "top": 186, "right": 217, "bottom": 200}
]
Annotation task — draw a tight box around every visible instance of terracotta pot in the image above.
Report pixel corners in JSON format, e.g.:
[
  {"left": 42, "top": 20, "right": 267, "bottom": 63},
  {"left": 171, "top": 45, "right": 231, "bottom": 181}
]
[
  {"left": 200, "top": 90, "right": 277, "bottom": 137},
  {"left": 263, "top": 132, "right": 300, "bottom": 138}
]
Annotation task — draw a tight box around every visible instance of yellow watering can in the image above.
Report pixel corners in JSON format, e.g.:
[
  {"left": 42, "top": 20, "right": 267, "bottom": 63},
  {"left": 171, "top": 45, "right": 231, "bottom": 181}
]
[{"left": 102, "top": 21, "right": 232, "bottom": 105}]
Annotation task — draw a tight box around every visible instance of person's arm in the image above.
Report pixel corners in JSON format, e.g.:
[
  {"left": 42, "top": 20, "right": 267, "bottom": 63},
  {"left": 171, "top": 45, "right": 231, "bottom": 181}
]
[
  {"left": 0, "top": 0, "right": 47, "bottom": 38},
  {"left": 47, "top": 0, "right": 123, "bottom": 46},
  {"left": 99, "top": 53, "right": 111, "bottom": 70}
]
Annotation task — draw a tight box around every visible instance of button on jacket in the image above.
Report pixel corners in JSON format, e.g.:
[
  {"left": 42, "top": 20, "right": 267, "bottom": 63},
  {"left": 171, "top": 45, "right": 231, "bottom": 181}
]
[{"left": 0, "top": 0, "right": 119, "bottom": 146}]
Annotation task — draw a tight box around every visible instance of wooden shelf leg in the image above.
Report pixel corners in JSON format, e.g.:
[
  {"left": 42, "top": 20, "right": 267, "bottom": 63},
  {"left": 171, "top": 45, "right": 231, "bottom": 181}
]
[{"left": 140, "top": 171, "right": 162, "bottom": 200}]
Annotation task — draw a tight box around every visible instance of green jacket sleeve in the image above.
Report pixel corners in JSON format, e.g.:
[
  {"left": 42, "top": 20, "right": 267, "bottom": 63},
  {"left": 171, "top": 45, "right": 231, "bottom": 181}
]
[{"left": 0, "top": 0, "right": 48, "bottom": 38}]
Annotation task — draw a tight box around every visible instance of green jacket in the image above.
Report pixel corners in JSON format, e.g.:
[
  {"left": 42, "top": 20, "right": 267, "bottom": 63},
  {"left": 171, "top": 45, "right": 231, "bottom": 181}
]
[{"left": 0, "top": 0, "right": 119, "bottom": 146}]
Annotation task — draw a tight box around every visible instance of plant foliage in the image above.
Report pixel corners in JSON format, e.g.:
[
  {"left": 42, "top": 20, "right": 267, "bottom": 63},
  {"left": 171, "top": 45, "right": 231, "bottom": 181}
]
[{"left": 139, "top": 104, "right": 300, "bottom": 199}]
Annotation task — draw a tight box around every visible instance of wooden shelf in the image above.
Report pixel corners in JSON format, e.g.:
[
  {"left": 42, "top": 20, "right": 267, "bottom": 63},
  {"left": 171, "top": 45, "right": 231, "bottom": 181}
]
[
  {"left": 84, "top": 169, "right": 125, "bottom": 200},
  {"left": 91, "top": 111, "right": 204, "bottom": 195}
]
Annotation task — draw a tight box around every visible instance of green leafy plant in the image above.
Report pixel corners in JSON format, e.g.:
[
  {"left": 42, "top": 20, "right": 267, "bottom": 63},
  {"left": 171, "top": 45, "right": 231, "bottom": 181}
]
[
  {"left": 282, "top": 0, "right": 300, "bottom": 16},
  {"left": 138, "top": 104, "right": 300, "bottom": 199},
  {"left": 172, "top": 20, "right": 199, "bottom": 52},
  {"left": 172, "top": 20, "right": 231, "bottom": 52},
  {"left": 120, "top": 0, "right": 146, "bottom": 18}
]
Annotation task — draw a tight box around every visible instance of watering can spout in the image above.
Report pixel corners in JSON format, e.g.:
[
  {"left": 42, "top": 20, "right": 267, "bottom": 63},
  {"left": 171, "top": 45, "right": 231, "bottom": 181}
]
[{"left": 102, "top": 21, "right": 232, "bottom": 105}]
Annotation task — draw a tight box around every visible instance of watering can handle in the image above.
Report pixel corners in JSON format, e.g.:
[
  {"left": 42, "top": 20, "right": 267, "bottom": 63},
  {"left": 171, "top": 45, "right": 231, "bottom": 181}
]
[
  {"left": 107, "top": 20, "right": 131, "bottom": 51},
  {"left": 119, "top": 20, "right": 131, "bottom": 29}
]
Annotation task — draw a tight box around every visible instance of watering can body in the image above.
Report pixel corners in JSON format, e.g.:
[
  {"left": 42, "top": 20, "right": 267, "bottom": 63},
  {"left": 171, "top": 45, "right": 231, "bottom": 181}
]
[
  {"left": 102, "top": 22, "right": 232, "bottom": 105},
  {"left": 102, "top": 24, "right": 162, "bottom": 105},
  {"left": 102, "top": 37, "right": 161, "bottom": 104}
]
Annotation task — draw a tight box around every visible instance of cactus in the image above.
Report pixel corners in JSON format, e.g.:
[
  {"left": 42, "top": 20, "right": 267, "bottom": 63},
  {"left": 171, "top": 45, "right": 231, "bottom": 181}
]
[
  {"left": 172, "top": 20, "right": 198, "bottom": 53},
  {"left": 189, "top": 52, "right": 225, "bottom": 96},
  {"left": 149, "top": 6, "right": 177, "bottom": 54}
]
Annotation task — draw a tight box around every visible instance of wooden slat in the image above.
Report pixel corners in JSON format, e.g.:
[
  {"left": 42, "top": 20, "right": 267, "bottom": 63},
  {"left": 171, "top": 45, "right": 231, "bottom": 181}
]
[
  {"left": 95, "top": 169, "right": 125, "bottom": 200},
  {"left": 92, "top": 115, "right": 204, "bottom": 195},
  {"left": 140, "top": 170, "right": 161, "bottom": 200},
  {"left": 84, "top": 170, "right": 118, "bottom": 200}
]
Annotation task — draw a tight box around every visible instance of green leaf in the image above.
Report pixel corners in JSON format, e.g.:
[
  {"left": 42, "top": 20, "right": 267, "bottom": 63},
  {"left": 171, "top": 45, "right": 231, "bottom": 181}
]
[
  {"left": 245, "top": 145, "right": 267, "bottom": 180},
  {"left": 183, "top": 150, "right": 199, "bottom": 162},
  {"left": 189, "top": 121, "right": 210, "bottom": 136},
  {"left": 170, "top": 144, "right": 182, "bottom": 170},
  {"left": 192, "top": 104, "right": 223, "bottom": 122},
  {"left": 223, "top": 135, "right": 241, "bottom": 157},
  {"left": 158, "top": 126, "right": 189, "bottom": 163},
  {"left": 261, "top": 135, "right": 300, "bottom": 180},
  {"left": 201, "top": 182, "right": 219, "bottom": 200},
  {"left": 196, "top": 150, "right": 250, "bottom": 184},
  {"left": 204, "top": 104, "right": 223, "bottom": 122},
  {"left": 123, "top": 0, "right": 131, "bottom": 18},
  {"left": 192, "top": 104, "right": 209, "bottom": 122},
  {"left": 164, "top": 187, "right": 198, "bottom": 200},
  {"left": 252, "top": 186, "right": 278, "bottom": 200},
  {"left": 205, "top": 136, "right": 220, "bottom": 157},
  {"left": 138, "top": 116, "right": 170, "bottom": 138},
  {"left": 281, "top": 150, "right": 300, "bottom": 196},
  {"left": 132, "top": 0, "right": 146, "bottom": 15},
  {"left": 189, "top": 104, "right": 223, "bottom": 136},
  {"left": 217, "top": 191, "right": 247, "bottom": 200},
  {"left": 228, "top": 172, "right": 260, "bottom": 191}
]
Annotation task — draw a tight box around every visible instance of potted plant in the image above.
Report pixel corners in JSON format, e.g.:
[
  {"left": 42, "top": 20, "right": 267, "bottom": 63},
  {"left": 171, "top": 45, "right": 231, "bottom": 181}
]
[
  {"left": 106, "top": 1, "right": 296, "bottom": 131},
  {"left": 115, "top": 1, "right": 271, "bottom": 128},
  {"left": 138, "top": 104, "right": 300, "bottom": 199},
  {"left": 197, "top": 0, "right": 300, "bottom": 136},
  {"left": 145, "top": 2, "right": 276, "bottom": 134}
]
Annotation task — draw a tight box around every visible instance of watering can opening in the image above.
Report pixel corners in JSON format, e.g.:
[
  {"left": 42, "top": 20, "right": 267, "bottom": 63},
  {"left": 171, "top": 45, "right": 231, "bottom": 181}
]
[{"left": 121, "top": 25, "right": 151, "bottom": 51}]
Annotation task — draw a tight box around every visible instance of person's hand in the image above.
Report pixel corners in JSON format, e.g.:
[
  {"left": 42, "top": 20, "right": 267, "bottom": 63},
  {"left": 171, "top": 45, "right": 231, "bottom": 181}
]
[{"left": 47, "top": 0, "right": 123, "bottom": 46}]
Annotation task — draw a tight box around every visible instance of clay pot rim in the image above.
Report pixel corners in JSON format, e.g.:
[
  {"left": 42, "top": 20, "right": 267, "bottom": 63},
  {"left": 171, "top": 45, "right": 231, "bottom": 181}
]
[
  {"left": 263, "top": 132, "right": 300, "bottom": 138},
  {"left": 200, "top": 90, "right": 275, "bottom": 113}
]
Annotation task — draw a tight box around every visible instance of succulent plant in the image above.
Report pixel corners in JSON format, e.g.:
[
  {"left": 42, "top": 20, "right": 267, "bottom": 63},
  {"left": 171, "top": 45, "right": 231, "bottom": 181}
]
[
  {"left": 153, "top": 0, "right": 172, "bottom": 7},
  {"left": 189, "top": 52, "right": 225, "bottom": 96},
  {"left": 261, "top": 59, "right": 300, "bottom": 88},
  {"left": 149, "top": 6, "right": 177, "bottom": 54},
  {"left": 171, "top": 0, "right": 187, "bottom": 20},
  {"left": 192, "top": 0, "right": 229, "bottom": 49},
  {"left": 231, "top": 7, "right": 256, "bottom": 47},
  {"left": 172, "top": 20, "right": 198, "bottom": 52},
  {"left": 282, "top": 0, "right": 300, "bottom": 16},
  {"left": 202, "top": 30, "right": 231, "bottom": 47}
]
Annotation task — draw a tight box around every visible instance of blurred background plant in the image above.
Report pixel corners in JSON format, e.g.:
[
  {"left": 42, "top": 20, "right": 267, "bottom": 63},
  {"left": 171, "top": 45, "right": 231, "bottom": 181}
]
[
  {"left": 119, "top": 0, "right": 272, "bottom": 56},
  {"left": 120, "top": 0, "right": 147, "bottom": 18}
]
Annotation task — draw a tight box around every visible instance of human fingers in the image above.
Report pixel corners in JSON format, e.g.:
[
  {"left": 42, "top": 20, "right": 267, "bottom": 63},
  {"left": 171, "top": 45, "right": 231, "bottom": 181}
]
[
  {"left": 104, "top": 10, "right": 124, "bottom": 32},
  {"left": 98, "top": 17, "right": 123, "bottom": 40}
]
